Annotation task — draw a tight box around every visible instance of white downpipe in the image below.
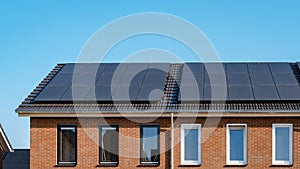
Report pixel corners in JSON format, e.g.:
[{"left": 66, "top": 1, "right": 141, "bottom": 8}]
[{"left": 171, "top": 112, "right": 174, "bottom": 169}]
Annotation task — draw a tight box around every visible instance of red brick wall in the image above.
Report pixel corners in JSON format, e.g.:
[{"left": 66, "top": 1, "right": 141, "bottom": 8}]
[{"left": 30, "top": 117, "right": 299, "bottom": 169}]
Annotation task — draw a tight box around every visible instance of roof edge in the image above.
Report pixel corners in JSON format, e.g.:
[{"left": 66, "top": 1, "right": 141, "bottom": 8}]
[{"left": 0, "top": 124, "right": 13, "bottom": 152}]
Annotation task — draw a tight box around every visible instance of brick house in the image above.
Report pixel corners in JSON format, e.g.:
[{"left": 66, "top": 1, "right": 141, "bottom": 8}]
[
  {"left": 0, "top": 125, "right": 13, "bottom": 169},
  {"left": 16, "top": 62, "right": 300, "bottom": 168}
]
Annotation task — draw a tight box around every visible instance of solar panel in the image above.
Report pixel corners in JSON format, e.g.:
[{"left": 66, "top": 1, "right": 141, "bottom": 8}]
[
  {"left": 80, "top": 63, "right": 106, "bottom": 74},
  {"left": 227, "top": 73, "right": 250, "bottom": 86},
  {"left": 228, "top": 86, "right": 254, "bottom": 100},
  {"left": 277, "top": 86, "right": 300, "bottom": 100},
  {"left": 72, "top": 73, "right": 98, "bottom": 86},
  {"left": 125, "top": 63, "right": 149, "bottom": 72},
  {"left": 34, "top": 86, "right": 69, "bottom": 101},
  {"left": 252, "top": 86, "right": 280, "bottom": 100},
  {"left": 268, "top": 63, "right": 293, "bottom": 73},
  {"left": 112, "top": 85, "right": 139, "bottom": 101},
  {"left": 272, "top": 73, "right": 299, "bottom": 86},
  {"left": 178, "top": 85, "right": 203, "bottom": 101},
  {"left": 85, "top": 86, "right": 115, "bottom": 101},
  {"left": 247, "top": 63, "right": 270, "bottom": 73},
  {"left": 180, "top": 72, "right": 204, "bottom": 86},
  {"left": 143, "top": 73, "right": 167, "bottom": 86},
  {"left": 183, "top": 63, "right": 204, "bottom": 73},
  {"left": 203, "top": 63, "right": 226, "bottom": 73},
  {"left": 118, "top": 72, "right": 145, "bottom": 86},
  {"left": 95, "top": 72, "right": 123, "bottom": 86},
  {"left": 297, "top": 62, "right": 300, "bottom": 70},
  {"left": 203, "top": 85, "right": 227, "bottom": 101},
  {"left": 60, "top": 86, "right": 92, "bottom": 101},
  {"left": 226, "top": 63, "right": 248, "bottom": 73},
  {"left": 149, "top": 63, "right": 170, "bottom": 72},
  {"left": 104, "top": 63, "right": 127, "bottom": 73},
  {"left": 48, "top": 74, "right": 74, "bottom": 86},
  {"left": 136, "top": 86, "right": 164, "bottom": 101},
  {"left": 204, "top": 73, "right": 227, "bottom": 86},
  {"left": 250, "top": 73, "right": 275, "bottom": 86},
  {"left": 59, "top": 63, "right": 86, "bottom": 74}
]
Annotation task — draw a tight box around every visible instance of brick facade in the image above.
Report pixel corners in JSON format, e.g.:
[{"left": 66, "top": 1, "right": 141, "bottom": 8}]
[{"left": 30, "top": 117, "right": 300, "bottom": 169}]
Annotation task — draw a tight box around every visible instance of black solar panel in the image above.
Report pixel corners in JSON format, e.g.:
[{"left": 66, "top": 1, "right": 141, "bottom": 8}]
[
  {"left": 250, "top": 73, "right": 275, "bottom": 86},
  {"left": 85, "top": 86, "right": 115, "bottom": 101},
  {"left": 48, "top": 74, "right": 74, "bottom": 86},
  {"left": 81, "top": 63, "right": 106, "bottom": 74},
  {"left": 118, "top": 72, "right": 146, "bottom": 86},
  {"left": 181, "top": 72, "right": 204, "bottom": 86},
  {"left": 227, "top": 73, "right": 251, "bottom": 86},
  {"left": 272, "top": 73, "right": 299, "bottom": 86},
  {"left": 60, "top": 86, "right": 92, "bottom": 101},
  {"left": 34, "top": 86, "right": 69, "bottom": 101},
  {"left": 252, "top": 86, "right": 280, "bottom": 100},
  {"left": 136, "top": 86, "right": 164, "bottom": 101},
  {"left": 204, "top": 73, "right": 227, "bottom": 86},
  {"left": 203, "top": 85, "right": 227, "bottom": 101},
  {"left": 247, "top": 63, "right": 270, "bottom": 73},
  {"left": 268, "top": 63, "right": 293, "bottom": 73},
  {"left": 178, "top": 85, "right": 203, "bottom": 101},
  {"left": 203, "top": 63, "right": 226, "bottom": 73},
  {"left": 226, "top": 63, "right": 248, "bottom": 73},
  {"left": 112, "top": 85, "right": 139, "bottom": 101},
  {"left": 72, "top": 73, "right": 98, "bottom": 86},
  {"left": 149, "top": 63, "right": 170, "bottom": 72},
  {"left": 184, "top": 63, "right": 204, "bottom": 73},
  {"left": 59, "top": 63, "right": 86, "bottom": 74},
  {"left": 125, "top": 63, "right": 149, "bottom": 72},
  {"left": 228, "top": 86, "right": 254, "bottom": 100},
  {"left": 277, "top": 86, "right": 300, "bottom": 100}
]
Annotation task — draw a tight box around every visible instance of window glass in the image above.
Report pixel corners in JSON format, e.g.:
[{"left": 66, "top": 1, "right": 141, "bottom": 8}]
[
  {"left": 184, "top": 129, "right": 199, "bottom": 161},
  {"left": 141, "top": 125, "right": 159, "bottom": 163},
  {"left": 230, "top": 129, "right": 244, "bottom": 161},
  {"left": 100, "top": 126, "right": 118, "bottom": 163},
  {"left": 275, "top": 127, "right": 290, "bottom": 161},
  {"left": 58, "top": 125, "right": 76, "bottom": 164}
]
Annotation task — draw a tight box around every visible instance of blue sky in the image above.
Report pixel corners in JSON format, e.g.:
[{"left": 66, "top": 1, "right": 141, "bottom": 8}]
[{"left": 0, "top": 1, "right": 299, "bottom": 148}]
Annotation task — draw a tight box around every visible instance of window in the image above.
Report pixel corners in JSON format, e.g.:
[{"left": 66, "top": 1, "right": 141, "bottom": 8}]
[
  {"left": 226, "top": 124, "right": 247, "bottom": 165},
  {"left": 272, "top": 124, "right": 293, "bottom": 165},
  {"left": 140, "top": 125, "right": 160, "bottom": 164},
  {"left": 57, "top": 125, "right": 77, "bottom": 165},
  {"left": 181, "top": 124, "right": 201, "bottom": 165},
  {"left": 99, "top": 125, "right": 119, "bottom": 164}
]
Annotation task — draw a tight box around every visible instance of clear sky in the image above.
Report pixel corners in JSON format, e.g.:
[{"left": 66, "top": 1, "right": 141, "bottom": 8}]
[{"left": 0, "top": 1, "right": 299, "bottom": 148}]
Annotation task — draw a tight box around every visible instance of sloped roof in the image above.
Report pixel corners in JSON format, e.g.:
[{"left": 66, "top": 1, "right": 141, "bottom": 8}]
[
  {"left": 16, "top": 62, "right": 300, "bottom": 114},
  {"left": 3, "top": 149, "right": 30, "bottom": 169},
  {"left": 0, "top": 124, "right": 13, "bottom": 153}
]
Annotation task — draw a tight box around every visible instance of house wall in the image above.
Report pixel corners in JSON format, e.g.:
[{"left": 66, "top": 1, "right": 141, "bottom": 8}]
[{"left": 30, "top": 117, "right": 300, "bottom": 169}]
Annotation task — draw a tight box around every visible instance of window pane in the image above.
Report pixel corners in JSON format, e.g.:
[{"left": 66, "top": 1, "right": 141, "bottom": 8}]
[
  {"left": 275, "top": 127, "right": 290, "bottom": 161},
  {"left": 230, "top": 129, "right": 244, "bottom": 161},
  {"left": 100, "top": 127, "right": 118, "bottom": 163},
  {"left": 184, "top": 129, "right": 198, "bottom": 161},
  {"left": 60, "top": 127, "right": 76, "bottom": 162},
  {"left": 141, "top": 126, "right": 159, "bottom": 163}
]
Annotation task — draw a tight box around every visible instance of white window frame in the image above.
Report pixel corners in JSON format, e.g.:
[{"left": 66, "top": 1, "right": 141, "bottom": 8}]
[
  {"left": 226, "top": 124, "right": 247, "bottom": 165},
  {"left": 272, "top": 123, "right": 293, "bottom": 165},
  {"left": 181, "top": 124, "right": 201, "bottom": 165}
]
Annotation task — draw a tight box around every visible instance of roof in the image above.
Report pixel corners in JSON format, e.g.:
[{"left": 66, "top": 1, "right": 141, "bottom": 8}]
[
  {"left": 16, "top": 62, "right": 300, "bottom": 115},
  {"left": 3, "top": 149, "right": 30, "bottom": 169},
  {"left": 0, "top": 124, "right": 13, "bottom": 153}
]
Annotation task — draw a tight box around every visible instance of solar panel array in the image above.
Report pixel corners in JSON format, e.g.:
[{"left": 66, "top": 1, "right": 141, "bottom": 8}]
[
  {"left": 34, "top": 63, "right": 170, "bottom": 102},
  {"left": 34, "top": 62, "right": 300, "bottom": 103},
  {"left": 179, "top": 62, "right": 300, "bottom": 101}
]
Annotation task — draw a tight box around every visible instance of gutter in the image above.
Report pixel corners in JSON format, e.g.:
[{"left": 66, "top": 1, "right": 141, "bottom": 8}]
[{"left": 17, "top": 109, "right": 300, "bottom": 117}]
